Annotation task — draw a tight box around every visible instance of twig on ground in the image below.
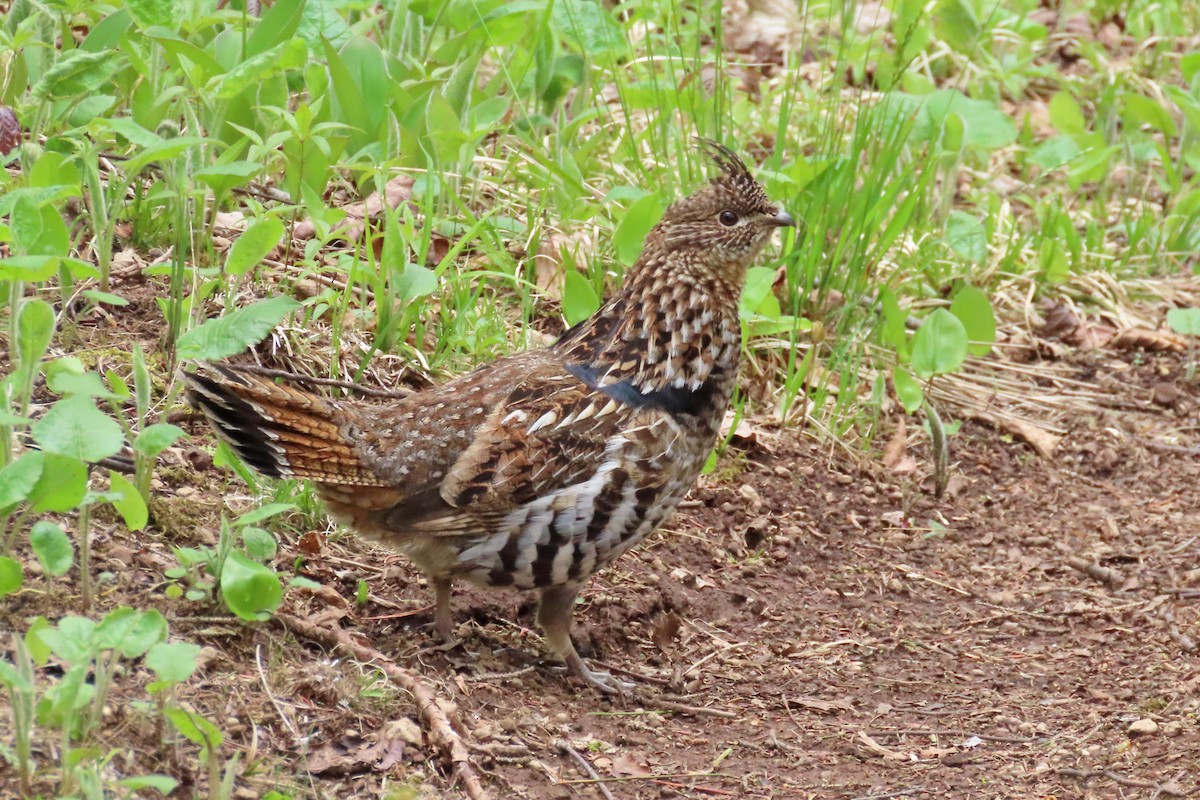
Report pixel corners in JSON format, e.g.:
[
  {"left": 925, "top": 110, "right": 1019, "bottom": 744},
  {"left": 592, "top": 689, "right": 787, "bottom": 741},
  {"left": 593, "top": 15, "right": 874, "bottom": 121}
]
[
  {"left": 254, "top": 644, "right": 300, "bottom": 742},
  {"left": 1065, "top": 556, "right": 1124, "bottom": 587},
  {"left": 1057, "top": 767, "right": 1188, "bottom": 796},
  {"left": 632, "top": 694, "right": 738, "bottom": 718},
  {"left": 275, "top": 613, "right": 492, "bottom": 800},
  {"left": 1159, "top": 606, "right": 1198, "bottom": 652},
  {"left": 849, "top": 790, "right": 926, "bottom": 800},
  {"left": 555, "top": 739, "right": 616, "bottom": 800},
  {"left": 867, "top": 728, "right": 1040, "bottom": 744}
]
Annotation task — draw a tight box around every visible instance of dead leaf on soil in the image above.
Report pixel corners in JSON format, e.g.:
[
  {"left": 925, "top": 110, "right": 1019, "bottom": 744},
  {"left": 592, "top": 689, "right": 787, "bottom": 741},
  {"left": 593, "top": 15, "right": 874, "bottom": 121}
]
[
  {"left": 294, "top": 175, "right": 415, "bottom": 242},
  {"left": 881, "top": 418, "right": 918, "bottom": 474},
  {"left": 1111, "top": 326, "right": 1188, "bottom": 353},
  {"left": 608, "top": 752, "right": 652, "bottom": 777},
  {"left": 785, "top": 695, "right": 853, "bottom": 715},
  {"left": 651, "top": 612, "right": 682, "bottom": 652},
  {"left": 724, "top": 0, "right": 803, "bottom": 64},
  {"left": 960, "top": 406, "right": 1061, "bottom": 459},
  {"left": 719, "top": 410, "right": 775, "bottom": 451},
  {"left": 855, "top": 730, "right": 909, "bottom": 761}
]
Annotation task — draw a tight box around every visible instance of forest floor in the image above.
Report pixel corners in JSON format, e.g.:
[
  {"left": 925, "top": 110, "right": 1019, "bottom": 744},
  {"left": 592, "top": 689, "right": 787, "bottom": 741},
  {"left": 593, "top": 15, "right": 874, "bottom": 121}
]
[{"left": 4, "top": 280, "right": 1199, "bottom": 800}]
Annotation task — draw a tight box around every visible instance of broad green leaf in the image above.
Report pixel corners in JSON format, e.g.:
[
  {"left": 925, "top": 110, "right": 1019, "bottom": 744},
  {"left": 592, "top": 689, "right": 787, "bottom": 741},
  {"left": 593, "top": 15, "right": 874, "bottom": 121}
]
[
  {"left": 240, "top": 527, "right": 277, "bottom": 561},
  {"left": 176, "top": 296, "right": 301, "bottom": 361},
  {"left": 911, "top": 309, "right": 969, "bottom": 379},
  {"left": 225, "top": 218, "right": 284, "bottom": 278},
  {"left": 613, "top": 193, "right": 665, "bottom": 266},
  {"left": 562, "top": 270, "right": 600, "bottom": 326},
  {"left": 1166, "top": 307, "right": 1200, "bottom": 336},
  {"left": 0, "top": 256, "right": 60, "bottom": 282},
  {"left": 193, "top": 161, "right": 261, "bottom": 198},
  {"left": 165, "top": 707, "right": 223, "bottom": 752},
  {"left": 96, "top": 608, "right": 166, "bottom": 658},
  {"left": 0, "top": 451, "right": 45, "bottom": 509},
  {"left": 892, "top": 366, "right": 924, "bottom": 414},
  {"left": 1030, "top": 135, "right": 1081, "bottom": 171},
  {"left": 553, "top": 0, "right": 629, "bottom": 57},
  {"left": 109, "top": 471, "right": 149, "bottom": 531},
  {"left": 394, "top": 263, "right": 437, "bottom": 303},
  {"left": 31, "top": 395, "right": 125, "bottom": 463},
  {"left": 949, "top": 285, "right": 996, "bottom": 356},
  {"left": 134, "top": 424, "right": 186, "bottom": 458},
  {"left": 127, "top": 0, "right": 177, "bottom": 30},
  {"left": 933, "top": 0, "right": 980, "bottom": 54},
  {"left": 1048, "top": 92, "right": 1086, "bottom": 136},
  {"left": 117, "top": 775, "right": 178, "bottom": 794},
  {"left": 145, "top": 642, "right": 201, "bottom": 684},
  {"left": 220, "top": 551, "right": 282, "bottom": 621},
  {"left": 945, "top": 211, "right": 987, "bottom": 264},
  {"left": 27, "top": 454, "right": 88, "bottom": 513},
  {"left": 16, "top": 299, "right": 54, "bottom": 376},
  {"left": 210, "top": 39, "right": 308, "bottom": 101},
  {"left": 30, "top": 521, "right": 74, "bottom": 577},
  {"left": 0, "top": 557, "right": 23, "bottom": 597},
  {"left": 32, "top": 51, "right": 126, "bottom": 100},
  {"left": 1123, "top": 94, "right": 1177, "bottom": 138},
  {"left": 38, "top": 616, "right": 97, "bottom": 663}
]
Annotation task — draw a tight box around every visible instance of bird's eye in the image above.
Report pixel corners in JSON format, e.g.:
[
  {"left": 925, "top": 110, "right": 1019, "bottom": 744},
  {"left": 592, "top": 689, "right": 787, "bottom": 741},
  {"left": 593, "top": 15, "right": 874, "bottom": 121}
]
[{"left": 718, "top": 210, "right": 739, "bottom": 227}]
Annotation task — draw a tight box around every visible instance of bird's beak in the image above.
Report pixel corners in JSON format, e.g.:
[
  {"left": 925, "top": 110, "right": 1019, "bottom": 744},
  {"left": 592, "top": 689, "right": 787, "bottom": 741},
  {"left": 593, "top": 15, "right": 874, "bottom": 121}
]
[{"left": 768, "top": 209, "right": 796, "bottom": 228}]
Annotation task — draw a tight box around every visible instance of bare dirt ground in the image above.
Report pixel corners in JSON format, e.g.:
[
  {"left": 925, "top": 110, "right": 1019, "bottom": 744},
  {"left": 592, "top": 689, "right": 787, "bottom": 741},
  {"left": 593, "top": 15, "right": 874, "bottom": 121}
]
[{"left": 3, "top": 287, "right": 1199, "bottom": 800}]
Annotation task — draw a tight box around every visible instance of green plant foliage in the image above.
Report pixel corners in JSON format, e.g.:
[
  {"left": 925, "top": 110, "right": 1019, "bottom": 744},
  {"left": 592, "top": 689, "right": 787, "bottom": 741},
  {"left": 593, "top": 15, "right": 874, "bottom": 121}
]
[
  {"left": 911, "top": 309, "right": 969, "bottom": 379},
  {"left": 1167, "top": 307, "right": 1200, "bottom": 336},
  {"left": 948, "top": 284, "right": 996, "bottom": 356},
  {"left": 176, "top": 296, "right": 301, "bottom": 361},
  {"left": 29, "top": 521, "right": 73, "bottom": 577},
  {"left": 220, "top": 551, "right": 283, "bottom": 622}
]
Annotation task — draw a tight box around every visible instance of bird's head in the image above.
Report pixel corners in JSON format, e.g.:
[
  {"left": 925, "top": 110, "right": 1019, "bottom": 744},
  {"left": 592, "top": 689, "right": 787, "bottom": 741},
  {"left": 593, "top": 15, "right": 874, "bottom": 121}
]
[{"left": 649, "top": 139, "right": 794, "bottom": 276}]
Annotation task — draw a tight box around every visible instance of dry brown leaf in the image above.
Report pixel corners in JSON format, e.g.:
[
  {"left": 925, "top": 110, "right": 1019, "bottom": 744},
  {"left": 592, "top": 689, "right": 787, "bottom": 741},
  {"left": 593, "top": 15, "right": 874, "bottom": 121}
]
[
  {"left": 856, "top": 730, "right": 909, "bottom": 761},
  {"left": 724, "top": 0, "right": 803, "bottom": 63},
  {"left": 0, "top": 105, "right": 21, "bottom": 154},
  {"left": 294, "top": 175, "right": 415, "bottom": 242},
  {"left": 881, "top": 418, "right": 907, "bottom": 469},
  {"left": 1111, "top": 327, "right": 1188, "bottom": 353},
  {"left": 962, "top": 407, "right": 1060, "bottom": 458},
  {"left": 609, "top": 752, "right": 652, "bottom": 777}
]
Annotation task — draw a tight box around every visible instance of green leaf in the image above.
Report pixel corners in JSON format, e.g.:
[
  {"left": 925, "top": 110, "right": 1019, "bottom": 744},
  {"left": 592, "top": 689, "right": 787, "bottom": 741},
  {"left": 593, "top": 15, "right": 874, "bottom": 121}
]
[
  {"left": 134, "top": 424, "right": 186, "bottom": 459},
  {"left": 1122, "top": 94, "right": 1177, "bottom": 138},
  {"left": 32, "top": 51, "right": 127, "bottom": 101},
  {"left": 892, "top": 366, "right": 924, "bottom": 414},
  {"left": 393, "top": 263, "right": 437, "bottom": 304},
  {"left": 879, "top": 287, "right": 909, "bottom": 358},
  {"left": 17, "top": 299, "right": 56, "bottom": 375},
  {"left": 613, "top": 193, "right": 664, "bottom": 266},
  {"left": 225, "top": 218, "right": 284, "bottom": 278},
  {"left": 1029, "top": 135, "right": 1081, "bottom": 171},
  {"left": 165, "top": 707, "right": 223, "bottom": 752},
  {"left": 562, "top": 270, "right": 600, "bottom": 326},
  {"left": 210, "top": 39, "right": 308, "bottom": 101},
  {"left": 126, "top": 0, "right": 178, "bottom": 30},
  {"left": 933, "top": 0, "right": 980, "bottom": 54},
  {"left": 220, "top": 551, "right": 282, "bottom": 621},
  {"left": 911, "top": 309, "right": 969, "bottom": 379},
  {"left": 944, "top": 211, "right": 987, "bottom": 264},
  {"left": 31, "top": 395, "right": 125, "bottom": 463},
  {"left": 193, "top": 161, "right": 261, "bottom": 199},
  {"left": 117, "top": 775, "right": 178, "bottom": 795},
  {"left": 0, "top": 557, "right": 23, "bottom": 598},
  {"left": 96, "top": 608, "right": 166, "bottom": 658},
  {"left": 27, "top": 454, "right": 88, "bottom": 513},
  {"left": 0, "top": 256, "right": 61, "bottom": 282},
  {"left": 1048, "top": 92, "right": 1086, "bottom": 136},
  {"left": 38, "top": 616, "right": 97, "bottom": 663},
  {"left": 949, "top": 285, "right": 996, "bottom": 356},
  {"left": 0, "top": 451, "right": 45, "bottom": 509},
  {"left": 30, "top": 521, "right": 74, "bottom": 577},
  {"left": 1166, "top": 307, "right": 1200, "bottom": 336},
  {"left": 240, "top": 527, "right": 277, "bottom": 561},
  {"left": 145, "top": 642, "right": 201, "bottom": 684},
  {"left": 176, "top": 296, "right": 301, "bottom": 361},
  {"left": 235, "top": 503, "right": 296, "bottom": 526},
  {"left": 553, "top": 0, "right": 629, "bottom": 57},
  {"left": 109, "top": 471, "right": 149, "bottom": 531}
]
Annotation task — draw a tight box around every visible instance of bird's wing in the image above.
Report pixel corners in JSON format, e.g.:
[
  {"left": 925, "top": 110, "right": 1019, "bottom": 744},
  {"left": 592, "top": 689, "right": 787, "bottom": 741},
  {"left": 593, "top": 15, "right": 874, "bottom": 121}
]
[{"left": 438, "top": 364, "right": 639, "bottom": 516}]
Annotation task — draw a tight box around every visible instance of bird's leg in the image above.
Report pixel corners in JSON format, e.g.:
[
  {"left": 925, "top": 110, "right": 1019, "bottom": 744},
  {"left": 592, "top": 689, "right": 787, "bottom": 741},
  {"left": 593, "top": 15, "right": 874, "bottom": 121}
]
[
  {"left": 432, "top": 576, "right": 457, "bottom": 645},
  {"left": 537, "top": 584, "right": 633, "bottom": 694}
]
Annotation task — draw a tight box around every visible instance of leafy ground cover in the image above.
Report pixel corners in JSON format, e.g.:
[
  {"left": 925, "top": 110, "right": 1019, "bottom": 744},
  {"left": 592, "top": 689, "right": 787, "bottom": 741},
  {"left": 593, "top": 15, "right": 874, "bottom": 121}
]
[{"left": 1, "top": 0, "right": 1198, "bottom": 797}]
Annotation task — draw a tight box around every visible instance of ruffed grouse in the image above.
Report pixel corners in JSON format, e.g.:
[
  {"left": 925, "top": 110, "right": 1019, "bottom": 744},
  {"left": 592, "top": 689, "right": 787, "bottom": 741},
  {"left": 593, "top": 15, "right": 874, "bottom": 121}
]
[{"left": 185, "top": 141, "right": 793, "bottom": 692}]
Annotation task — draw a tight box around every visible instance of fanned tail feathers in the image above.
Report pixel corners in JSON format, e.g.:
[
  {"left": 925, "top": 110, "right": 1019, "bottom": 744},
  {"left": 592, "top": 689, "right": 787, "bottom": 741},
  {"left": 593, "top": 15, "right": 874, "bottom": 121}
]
[{"left": 184, "top": 366, "right": 384, "bottom": 486}]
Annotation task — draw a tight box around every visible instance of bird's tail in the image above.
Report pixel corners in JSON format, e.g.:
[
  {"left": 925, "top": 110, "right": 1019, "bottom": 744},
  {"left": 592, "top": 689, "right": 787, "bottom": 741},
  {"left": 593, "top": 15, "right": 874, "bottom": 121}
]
[{"left": 183, "top": 365, "right": 385, "bottom": 486}]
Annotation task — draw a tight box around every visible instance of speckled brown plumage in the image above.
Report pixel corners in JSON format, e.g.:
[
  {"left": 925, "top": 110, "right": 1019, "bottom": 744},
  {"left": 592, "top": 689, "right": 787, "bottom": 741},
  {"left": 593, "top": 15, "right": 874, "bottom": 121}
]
[{"left": 185, "top": 140, "right": 793, "bottom": 692}]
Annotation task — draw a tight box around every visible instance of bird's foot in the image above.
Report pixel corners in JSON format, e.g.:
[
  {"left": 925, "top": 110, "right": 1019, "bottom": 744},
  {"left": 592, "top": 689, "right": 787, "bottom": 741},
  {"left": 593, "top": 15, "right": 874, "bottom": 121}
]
[{"left": 566, "top": 651, "right": 634, "bottom": 695}]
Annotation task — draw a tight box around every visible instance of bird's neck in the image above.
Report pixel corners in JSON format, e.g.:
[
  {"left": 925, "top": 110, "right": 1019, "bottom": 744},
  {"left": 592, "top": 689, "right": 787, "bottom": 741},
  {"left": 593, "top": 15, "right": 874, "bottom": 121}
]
[{"left": 553, "top": 256, "right": 743, "bottom": 401}]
